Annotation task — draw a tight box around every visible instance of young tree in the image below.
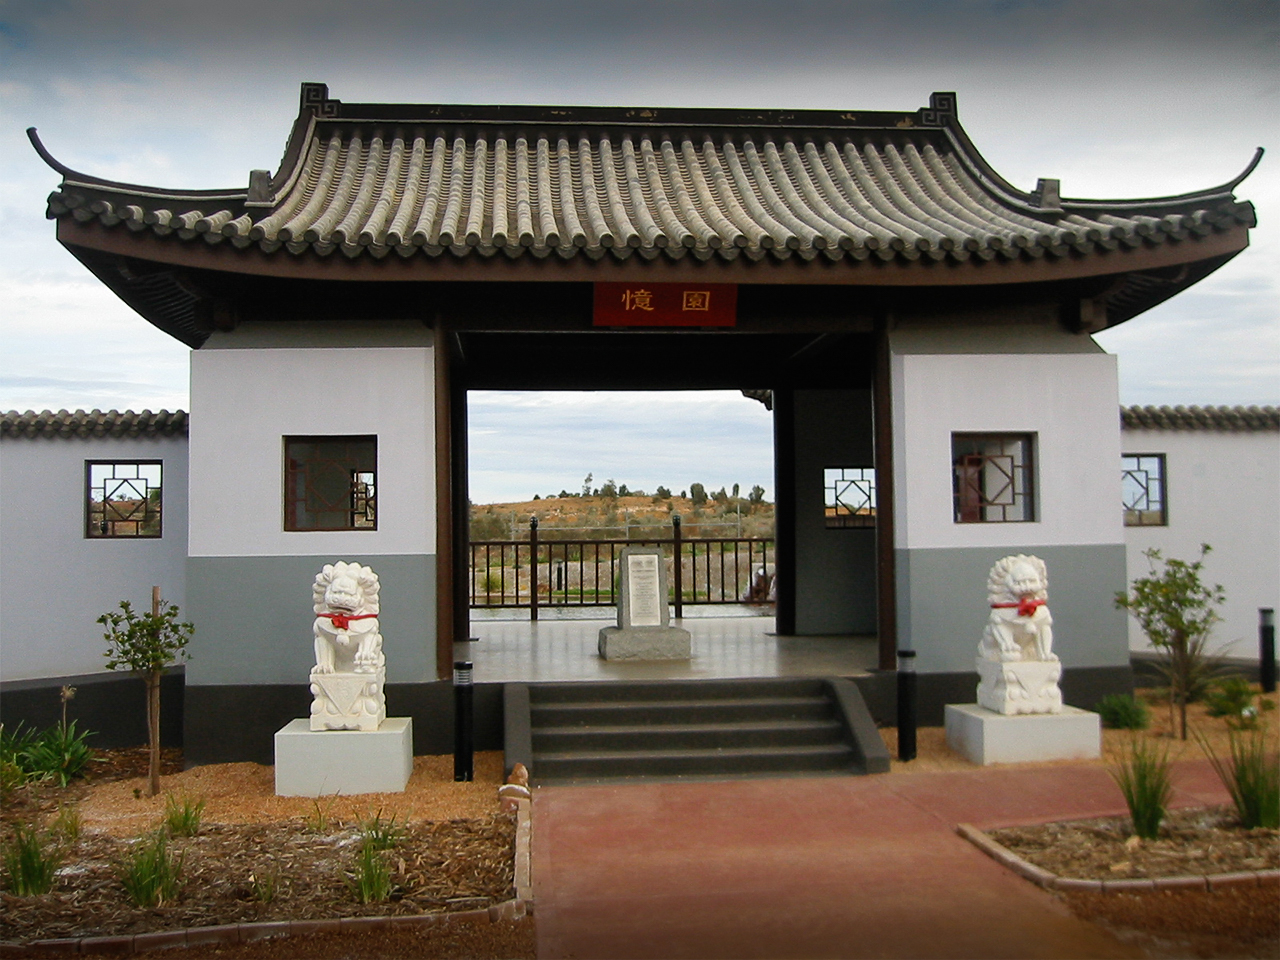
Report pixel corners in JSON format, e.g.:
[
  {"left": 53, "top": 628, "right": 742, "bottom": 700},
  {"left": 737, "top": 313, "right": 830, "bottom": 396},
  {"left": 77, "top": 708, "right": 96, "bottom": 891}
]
[
  {"left": 748, "top": 484, "right": 766, "bottom": 505},
  {"left": 1114, "top": 545, "right": 1225, "bottom": 740},
  {"left": 690, "top": 482, "right": 707, "bottom": 506},
  {"left": 656, "top": 486, "right": 671, "bottom": 499},
  {"left": 582, "top": 473, "right": 593, "bottom": 497},
  {"left": 732, "top": 483, "right": 740, "bottom": 499},
  {"left": 100, "top": 593, "right": 194, "bottom": 796},
  {"left": 600, "top": 478, "right": 618, "bottom": 499}
]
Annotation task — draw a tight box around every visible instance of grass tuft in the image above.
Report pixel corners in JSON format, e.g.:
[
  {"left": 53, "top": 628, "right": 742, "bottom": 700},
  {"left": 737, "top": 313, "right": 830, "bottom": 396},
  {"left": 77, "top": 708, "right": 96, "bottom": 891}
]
[
  {"left": 358, "top": 808, "right": 402, "bottom": 851},
  {"left": 249, "top": 865, "right": 279, "bottom": 903},
  {"left": 119, "top": 831, "right": 183, "bottom": 907},
  {"left": 346, "top": 841, "right": 392, "bottom": 903},
  {"left": 2, "top": 823, "right": 61, "bottom": 896},
  {"left": 306, "top": 797, "right": 337, "bottom": 833},
  {"left": 1196, "top": 725, "right": 1280, "bottom": 829},
  {"left": 1111, "top": 735, "right": 1174, "bottom": 840},
  {"left": 49, "top": 804, "right": 82, "bottom": 842},
  {"left": 163, "top": 792, "right": 205, "bottom": 837}
]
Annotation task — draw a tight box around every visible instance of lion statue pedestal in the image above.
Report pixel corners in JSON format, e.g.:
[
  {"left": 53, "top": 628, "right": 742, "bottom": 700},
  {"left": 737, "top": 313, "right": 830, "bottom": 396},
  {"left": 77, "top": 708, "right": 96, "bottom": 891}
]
[
  {"left": 308, "top": 561, "right": 386, "bottom": 731},
  {"left": 274, "top": 562, "right": 413, "bottom": 797},
  {"left": 945, "top": 555, "right": 1099, "bottom": 766},
  {"left": 975, "top": 554, "right": 1062, "bottom": 716}
]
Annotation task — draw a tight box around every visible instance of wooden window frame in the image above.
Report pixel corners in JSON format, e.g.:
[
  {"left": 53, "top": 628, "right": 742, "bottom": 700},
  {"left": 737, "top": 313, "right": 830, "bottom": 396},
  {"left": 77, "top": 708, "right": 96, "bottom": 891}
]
[
  {"left": 283, "top": 435, "right": 378, "bottom": 532},
  {"left": 951, "top": 433, "right": 1036, "bottom": 524},
  {"left": 1122, "top": 453, "right": 1168, "bottom": 527},
  {"left": 824, "top": 466, "right": 877, "bottom": 529},
  {"left": 85, "top": 460, "right": 163, "bottom": 539}
]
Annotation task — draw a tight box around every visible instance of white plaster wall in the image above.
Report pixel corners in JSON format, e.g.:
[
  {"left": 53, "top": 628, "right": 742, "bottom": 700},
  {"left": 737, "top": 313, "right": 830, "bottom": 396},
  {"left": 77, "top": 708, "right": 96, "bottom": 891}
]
[
  {"left": 1122, "top": 428, "right": 1279, "bottom": 655},
  {"left": 188, "top": 343, "right": 434, "bottom": 557},
  {"left": 891, "top": 348, "right": 1123, "bottom": 550},
  {"left": 0, "top": 434, "right": 189, "bottom": 680}
]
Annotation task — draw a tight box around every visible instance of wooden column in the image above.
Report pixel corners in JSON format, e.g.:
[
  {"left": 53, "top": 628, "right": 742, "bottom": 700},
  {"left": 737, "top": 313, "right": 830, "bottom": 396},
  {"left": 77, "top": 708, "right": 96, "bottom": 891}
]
[
  {"left": 434, "top": 323, "right": 455, "bottom": 681},
  {"left": 873, "top": 319, "right": 898, "bottom": 671},
  {"left": 450, "top": 367, "right": 470, "bottom": 658},
  {"left": 773, "top": 386, "right": 797, "bottom": 636}
]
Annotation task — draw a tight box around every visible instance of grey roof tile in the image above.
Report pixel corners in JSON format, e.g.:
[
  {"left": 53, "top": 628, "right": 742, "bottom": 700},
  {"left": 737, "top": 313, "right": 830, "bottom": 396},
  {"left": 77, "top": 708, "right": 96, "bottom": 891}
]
[
  {"left": 34, "top": 86, "right": 1258, "bottom": 270},
  {"left": 1, "top": 409, "right": 188, "bottom": 439},
  {"left": 1121, "top": 405, "right": 1279, "bottom": 431}
]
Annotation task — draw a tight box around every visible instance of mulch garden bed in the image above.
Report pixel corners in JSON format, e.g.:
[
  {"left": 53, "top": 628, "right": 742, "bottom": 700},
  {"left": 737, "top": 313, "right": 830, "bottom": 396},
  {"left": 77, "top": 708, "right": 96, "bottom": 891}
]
[
  {"left": 990, "top": 807, "right": 1279, "bottom": 881},
  {"left": 0, "top": 815, "right": 516, "bottom": 943},
  {"left": 1, "top": 748, "right": 527, "bottom": 956}
]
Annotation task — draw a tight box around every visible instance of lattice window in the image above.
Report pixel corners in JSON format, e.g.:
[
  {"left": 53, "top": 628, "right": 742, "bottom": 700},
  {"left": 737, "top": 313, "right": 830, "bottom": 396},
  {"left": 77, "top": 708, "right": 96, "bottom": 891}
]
[
  {"left": 86, "top": 461, "right": 162, "bottom": 538},
  {"left": 284, "top": 436, "right": 377, "bottom": 531},
  {"left": 824, "top": 467, "right": 876, "bottom": 528},
  {"left": 1122, "top": 453, "right": 1167, "bottom": 526},
  {"left": 952, "top": 433, "right": 1036, "bottom": 523}
]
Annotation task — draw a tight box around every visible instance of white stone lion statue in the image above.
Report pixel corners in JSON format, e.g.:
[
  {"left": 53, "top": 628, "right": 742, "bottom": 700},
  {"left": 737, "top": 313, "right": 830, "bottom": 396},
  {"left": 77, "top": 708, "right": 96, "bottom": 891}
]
[
  {"left": 980, "top": 554, "right": 1055, "bottom": 663},
  {"left": 312, "top": 561, "right": 383, "bottom": 674}
]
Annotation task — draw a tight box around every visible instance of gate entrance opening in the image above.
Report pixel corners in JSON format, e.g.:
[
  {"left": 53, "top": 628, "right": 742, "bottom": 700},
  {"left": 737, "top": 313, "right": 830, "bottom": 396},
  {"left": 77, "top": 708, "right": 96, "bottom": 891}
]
[{"left": 441, "top": 328, "right": 885, "bottom": 682}]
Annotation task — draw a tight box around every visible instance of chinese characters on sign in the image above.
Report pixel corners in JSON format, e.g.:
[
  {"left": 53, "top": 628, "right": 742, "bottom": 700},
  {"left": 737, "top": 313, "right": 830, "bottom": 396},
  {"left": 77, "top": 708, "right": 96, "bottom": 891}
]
[{"left": 593, "top": 283, "right": 737, "bottom": 327}]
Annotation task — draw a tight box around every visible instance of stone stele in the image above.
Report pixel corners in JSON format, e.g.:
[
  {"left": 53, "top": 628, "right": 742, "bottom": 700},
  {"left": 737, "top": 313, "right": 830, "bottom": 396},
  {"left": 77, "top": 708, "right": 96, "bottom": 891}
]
[
  {"left": 975, "top": 554, "right": 1062, "bottom": 715},
  {"left": 598, "top": 546, "right": 691, "bottom": 660}
]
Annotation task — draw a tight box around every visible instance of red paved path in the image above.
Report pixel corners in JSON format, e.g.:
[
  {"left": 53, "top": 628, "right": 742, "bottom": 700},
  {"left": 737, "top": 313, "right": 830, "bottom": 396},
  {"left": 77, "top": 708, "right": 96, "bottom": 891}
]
[{"left": 531, "top": 759, "right": 1230, "bottom": 959}]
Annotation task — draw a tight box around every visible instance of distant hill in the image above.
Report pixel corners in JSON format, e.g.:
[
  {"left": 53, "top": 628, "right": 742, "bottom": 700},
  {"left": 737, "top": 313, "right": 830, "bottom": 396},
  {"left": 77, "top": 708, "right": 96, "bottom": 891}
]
[{"left": 470, "top": 493, "right": 774, "bottom": 541}]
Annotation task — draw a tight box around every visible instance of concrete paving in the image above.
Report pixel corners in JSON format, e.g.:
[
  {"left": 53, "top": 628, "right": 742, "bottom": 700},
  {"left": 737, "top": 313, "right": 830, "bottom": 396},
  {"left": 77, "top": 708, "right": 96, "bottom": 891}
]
[{"left": 530, "top": 759, "right": 1231, "bottom": 959}]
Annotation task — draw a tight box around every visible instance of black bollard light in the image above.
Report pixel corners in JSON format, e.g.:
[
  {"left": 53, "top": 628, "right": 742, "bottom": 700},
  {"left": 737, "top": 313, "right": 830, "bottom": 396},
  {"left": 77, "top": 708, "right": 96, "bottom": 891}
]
[
  {"left": 453, "top": 659, "right": 474, "bottom": 782},
  {"left": 897, "top": 649, "right": 917, "bottom": 762},
  {"left": 1261, "top": 608, "right": 1276, "bottom": 694}
]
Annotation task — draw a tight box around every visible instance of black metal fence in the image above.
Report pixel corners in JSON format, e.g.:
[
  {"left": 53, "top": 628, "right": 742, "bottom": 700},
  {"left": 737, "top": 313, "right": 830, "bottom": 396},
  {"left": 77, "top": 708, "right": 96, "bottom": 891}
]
[{"left": 469, "top": 517, "right": 774, "bottom": 619}]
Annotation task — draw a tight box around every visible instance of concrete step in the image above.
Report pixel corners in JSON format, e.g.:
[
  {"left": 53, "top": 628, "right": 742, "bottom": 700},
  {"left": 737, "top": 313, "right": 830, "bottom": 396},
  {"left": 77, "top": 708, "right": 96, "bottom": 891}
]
[
  {"left": 528, "top": 677, "right": 829, "bottom": 704},
  {"left": 504, "top": 676, "right": 891, "bottom": 785},
  {"left": 534, "top": 741, "right": 859, "bottom": 782},
  {"left": 530, "top": 695, "right": 835, "bottom": 727},
  {"left": 533, "top": 717, "right": 846, "bottom": 752}
]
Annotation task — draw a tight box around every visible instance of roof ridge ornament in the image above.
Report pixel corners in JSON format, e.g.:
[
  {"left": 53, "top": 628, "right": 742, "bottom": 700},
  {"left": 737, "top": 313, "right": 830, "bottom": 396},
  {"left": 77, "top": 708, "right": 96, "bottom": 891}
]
[
  {"left": 301, "top": 82, "right": 340, "bottom": 119},
  {"left": 921, "top": 92, "right": 957, "bottom": 126},
  {"left": 1032, "top": 178, "right": 1063, "bottom": 214}
]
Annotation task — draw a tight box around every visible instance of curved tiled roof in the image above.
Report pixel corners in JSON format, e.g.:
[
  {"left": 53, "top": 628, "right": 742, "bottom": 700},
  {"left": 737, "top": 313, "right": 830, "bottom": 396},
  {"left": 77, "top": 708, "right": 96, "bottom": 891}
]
[
  {"left": 36, "top": 86, "right": 1257, "bottom": 269},
  {"left": 1121, "top": 405, "right": 1279, "bottom": 431},
  {"left": 1, "top": 409, "right": 189, "bottom": 439}
]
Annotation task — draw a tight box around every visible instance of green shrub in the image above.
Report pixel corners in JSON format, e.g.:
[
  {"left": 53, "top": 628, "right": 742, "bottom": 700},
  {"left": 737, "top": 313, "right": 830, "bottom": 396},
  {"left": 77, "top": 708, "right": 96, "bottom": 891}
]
[
  {"left": 1096, "top": 693, "right": 1150, "bottom": 730},
  {"left": 163, "top": 792, "right": 205, "bottom": 838},
  {"left": 1111, "top": 736, "right": 1174, "bottom": 840},
  {"left": 346, "top": 841, "right": 391, "bottom": 903},
  {"left": 1204, "top": 676, "right": 1276, "bottom": 731},
  {"left": 0, "top": 721, "right": 95, "bottom": 788},
  {"left": 2, "top": 823, "right": 61, "bottom": 896},
  {"left": 119, "top": 831, "right": 183, "bottom": 907},
  {"left": 1115, "top": 545, "right": 1225, "bottom": 740},
  {"left": 24, "top": 722, "right": 95, "bottom": 787},
  {"left": 1196, "top": 726, "right": 1280, "bottom": 829}
]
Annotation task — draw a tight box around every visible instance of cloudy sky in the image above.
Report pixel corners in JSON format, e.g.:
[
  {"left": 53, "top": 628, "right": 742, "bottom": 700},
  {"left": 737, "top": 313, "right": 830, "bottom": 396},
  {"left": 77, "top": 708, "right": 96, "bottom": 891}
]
[{"left": 2, "top": 0, "right": 1276, "bottom": 502}]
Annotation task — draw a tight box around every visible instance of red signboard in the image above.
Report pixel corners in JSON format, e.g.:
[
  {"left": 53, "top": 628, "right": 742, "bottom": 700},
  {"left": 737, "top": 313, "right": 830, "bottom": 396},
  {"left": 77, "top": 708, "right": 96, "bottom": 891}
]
[{"left": 593, "top": 283, "right": 737, "bottom": 327}]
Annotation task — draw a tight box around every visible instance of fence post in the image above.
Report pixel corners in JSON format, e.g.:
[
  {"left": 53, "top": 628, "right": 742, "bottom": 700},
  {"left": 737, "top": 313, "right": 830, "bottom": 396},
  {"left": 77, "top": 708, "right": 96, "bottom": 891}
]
[
  {"left": 529, "top": 516, "right": 539, "bottom": 622},
  {"left": 672, "top": 514, "right": 683, "bottom": 620}
]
